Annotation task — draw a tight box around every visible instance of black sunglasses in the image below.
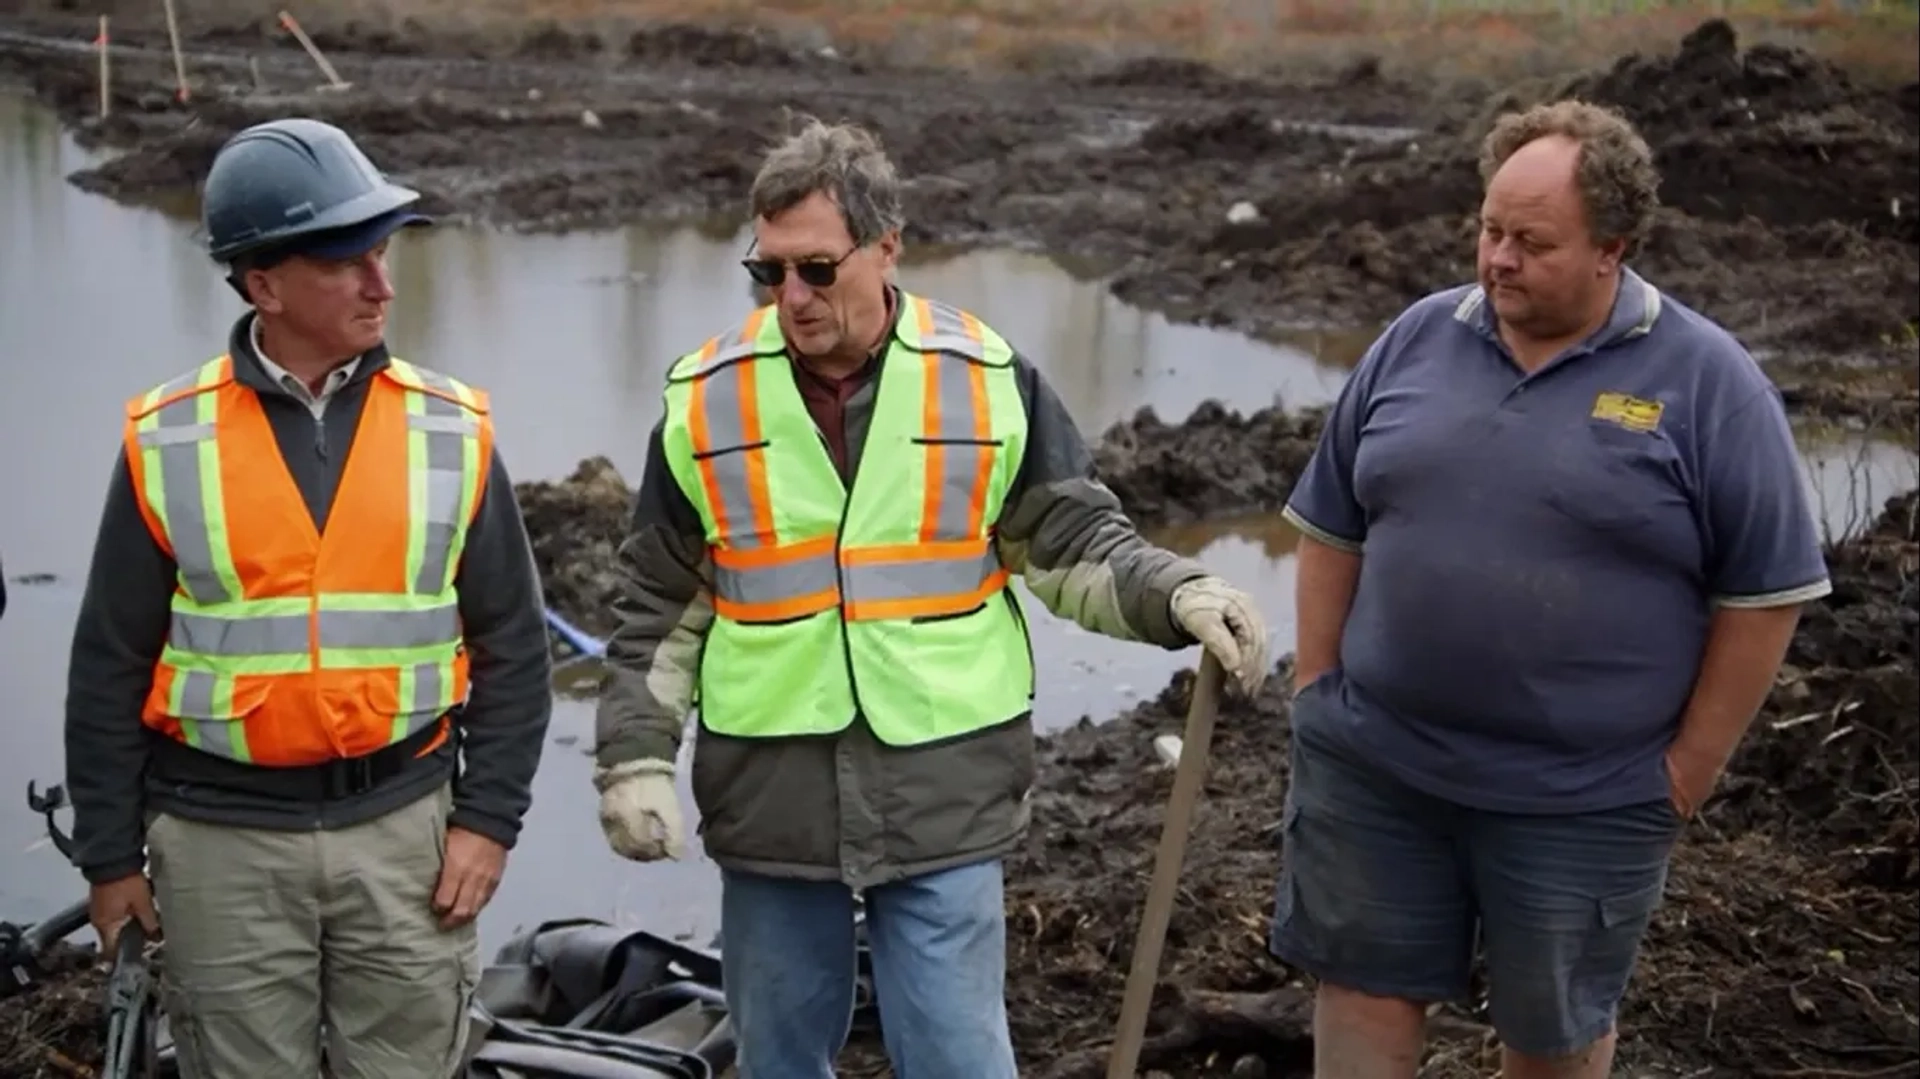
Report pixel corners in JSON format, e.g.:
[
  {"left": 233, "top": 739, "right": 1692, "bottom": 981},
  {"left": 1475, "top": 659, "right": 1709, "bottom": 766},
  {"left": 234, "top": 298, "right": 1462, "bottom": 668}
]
[{"left": 742, "top": 244, "right": 859, "bottom": 290}]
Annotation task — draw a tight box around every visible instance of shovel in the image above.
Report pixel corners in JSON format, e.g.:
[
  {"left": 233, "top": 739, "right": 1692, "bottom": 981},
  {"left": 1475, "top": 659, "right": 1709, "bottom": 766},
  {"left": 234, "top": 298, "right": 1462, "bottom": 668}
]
[{"left": 1106, "top": 651, "right": 1225, "bottom": 1079}]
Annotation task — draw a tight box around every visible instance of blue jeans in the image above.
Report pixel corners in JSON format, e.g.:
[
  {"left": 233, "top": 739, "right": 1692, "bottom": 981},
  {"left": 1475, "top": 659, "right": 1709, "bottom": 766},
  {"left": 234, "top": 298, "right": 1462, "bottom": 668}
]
[
  {"left": 1269, "top": 686, "right": 1683, "bottom": 1058},
  {"left": 719, "top": 858, "right": 1018, "bottom": 1079}
]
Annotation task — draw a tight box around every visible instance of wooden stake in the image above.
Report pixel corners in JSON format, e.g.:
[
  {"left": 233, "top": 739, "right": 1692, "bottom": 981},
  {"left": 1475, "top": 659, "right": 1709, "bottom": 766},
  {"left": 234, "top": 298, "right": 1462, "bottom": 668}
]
[
  {"left": 278, "top": 11, "right": 348, "bottom": 89},
  {"left": 95, "top": 15, "right": 109, "bottom": 119},
  {"left": 160, "top": 0, "right": 189, "bottom": 102},
  {"left": 1107, "top": 653, "right": 1225, "bottom": 1079}
]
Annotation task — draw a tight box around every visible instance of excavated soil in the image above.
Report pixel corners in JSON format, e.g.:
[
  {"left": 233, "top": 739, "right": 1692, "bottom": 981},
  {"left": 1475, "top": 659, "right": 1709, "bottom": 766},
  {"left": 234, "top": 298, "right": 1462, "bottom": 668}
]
[{"left": 0, "top": 11, "right": 1914, "bottom": 415}]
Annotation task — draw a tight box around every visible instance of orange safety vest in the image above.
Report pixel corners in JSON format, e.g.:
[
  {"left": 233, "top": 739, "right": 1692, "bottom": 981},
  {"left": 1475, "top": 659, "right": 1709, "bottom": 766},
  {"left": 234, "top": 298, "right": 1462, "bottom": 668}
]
[{"left": 121, "top": 354, "right": 492, "bottom": 767}]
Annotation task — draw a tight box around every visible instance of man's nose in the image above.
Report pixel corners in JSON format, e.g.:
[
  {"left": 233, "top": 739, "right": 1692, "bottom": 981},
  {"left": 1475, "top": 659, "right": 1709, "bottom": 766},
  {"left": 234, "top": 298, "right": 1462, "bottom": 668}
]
[
  {"left": 360, "top": 257, "right": 395, "bottom": 301},
  {"left": 779, "top": 273, "right": 814, "bottom": 307},
  {"left": 1489, "top": 238, "right": 1522, "bottom": 271}
]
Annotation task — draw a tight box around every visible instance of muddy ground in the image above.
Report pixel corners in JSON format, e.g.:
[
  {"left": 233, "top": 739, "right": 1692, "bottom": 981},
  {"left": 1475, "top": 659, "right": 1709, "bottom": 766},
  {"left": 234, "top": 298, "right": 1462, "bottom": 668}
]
[
  {"left": 0, "top": 8, "right": 1915, "bottom": 416},
  {"left": 9, "top": 485, "right": 1915, "bottom": 1077}
]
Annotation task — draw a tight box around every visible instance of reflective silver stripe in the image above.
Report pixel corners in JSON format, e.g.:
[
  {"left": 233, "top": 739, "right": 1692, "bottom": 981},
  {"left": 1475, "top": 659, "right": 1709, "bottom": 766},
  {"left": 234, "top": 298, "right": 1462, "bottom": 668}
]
[
  {"left": 170, "top": 669, "right": 244, "bottom": 760},
  {"left": 318, "top": 605, "right": 460, "bottom": 650},
  {"left": 693, "top": 361, "right": 769, "bottom": 551},
  {"left": 923, "top": 353, "right": 992, "bottom": 542},
  {"left": 145, "top": 389, "right": 234, "bottom": 606},
  {"left": 135, "top": 423, "right": 216, "bottom": 447},
  {"left": 916, "top": 297, "right": 987, "bottom": 360},
  {"left": 690, "top": 311, "right": 771, "bottom": 378},
  {"left": 713, "top": 549, "right": 839, "bottom": 611},
  {"left": 408, "top": 393, "right": 473, "bottom": 594},
  {"left": 396, "top": 661, "right": 448, "bottom": 729},
  {"left": 170, "top": 606, "right": 457, "bottom": 658},
  {"left": 171, "top": 611, "right": 309, "bottom": 656},
  {"left": 843, "top": 548, "right": 1001, "bottom": 610}
]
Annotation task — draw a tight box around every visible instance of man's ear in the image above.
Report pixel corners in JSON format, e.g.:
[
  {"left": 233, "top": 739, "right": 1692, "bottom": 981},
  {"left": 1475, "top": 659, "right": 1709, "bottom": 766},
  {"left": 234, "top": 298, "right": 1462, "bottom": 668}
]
[
  {"left": 245, "top": 266, "right": 284, "bottom": 314},
  {"left": 1596, "top": 235, "right": 1628, "bottom": 277},
  {"left": 874, "top": 228, "right": 902, "bottom": 274}
]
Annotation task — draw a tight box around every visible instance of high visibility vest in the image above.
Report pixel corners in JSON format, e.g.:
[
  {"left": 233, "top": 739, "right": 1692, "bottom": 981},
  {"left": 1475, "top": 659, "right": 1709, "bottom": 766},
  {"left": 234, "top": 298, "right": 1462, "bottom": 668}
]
[
  {"left": 660, "top": 293, "right": 1036, "bottom": 746},
  {"left": 121, "top": 354, "right": 492, "bottom": 767}
]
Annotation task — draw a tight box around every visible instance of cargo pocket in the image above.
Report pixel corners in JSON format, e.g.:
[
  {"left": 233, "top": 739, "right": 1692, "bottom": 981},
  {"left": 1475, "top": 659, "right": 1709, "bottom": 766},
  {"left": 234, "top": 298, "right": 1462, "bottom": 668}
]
[{"left": 1596, "top": 875, "right": 1667, "bottom": 934}]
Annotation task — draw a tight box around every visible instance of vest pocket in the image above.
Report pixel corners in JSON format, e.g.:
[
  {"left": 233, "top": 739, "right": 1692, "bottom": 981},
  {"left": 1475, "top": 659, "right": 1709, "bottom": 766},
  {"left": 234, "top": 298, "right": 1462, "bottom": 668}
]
[{"left": 158, "top": 674, "right": 273, "bottom": 761}]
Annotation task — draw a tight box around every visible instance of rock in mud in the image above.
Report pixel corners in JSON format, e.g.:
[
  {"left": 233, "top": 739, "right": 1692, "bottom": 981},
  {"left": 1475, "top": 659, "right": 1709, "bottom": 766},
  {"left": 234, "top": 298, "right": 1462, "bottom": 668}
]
[
  {"left": 1091, "top": 402, "right": 1327, "bottom": 528},
  {"left": 515, "top": 456, "right": 633, "bottom": 640}
]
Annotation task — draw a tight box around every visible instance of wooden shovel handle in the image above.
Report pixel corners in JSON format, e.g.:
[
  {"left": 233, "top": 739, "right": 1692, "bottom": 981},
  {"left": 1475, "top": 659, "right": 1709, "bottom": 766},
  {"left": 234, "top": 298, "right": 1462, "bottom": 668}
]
[{"left": 1106, "top": 651, "right": 1226, "bottom": 1079}]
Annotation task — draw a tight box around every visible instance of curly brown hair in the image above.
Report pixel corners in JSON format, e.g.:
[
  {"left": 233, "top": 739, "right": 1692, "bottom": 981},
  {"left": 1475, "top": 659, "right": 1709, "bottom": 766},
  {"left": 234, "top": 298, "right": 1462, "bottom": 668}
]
[{"left": 1479, "top": 99, "right": 1661, "bottom": 255}]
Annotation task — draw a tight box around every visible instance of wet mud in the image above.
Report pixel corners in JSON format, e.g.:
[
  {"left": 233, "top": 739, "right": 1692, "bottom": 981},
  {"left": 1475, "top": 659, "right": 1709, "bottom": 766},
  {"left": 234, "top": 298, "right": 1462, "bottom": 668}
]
[
  {"left": 7, "top": 483, "right": 1917, "bottom": 1074},
  {"left": 0, "top": 12, "right": 1914, "bottom": 414}
]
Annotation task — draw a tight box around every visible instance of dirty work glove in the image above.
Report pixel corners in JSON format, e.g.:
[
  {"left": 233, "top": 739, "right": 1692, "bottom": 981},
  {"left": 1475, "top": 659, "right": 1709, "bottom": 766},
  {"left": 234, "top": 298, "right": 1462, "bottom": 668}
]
[
  {"left": 596, "top": 758, "right": 684, "bottom": 862},
  {"left": 1170, "top": 575, "right": 1270, "bottom": 698}
]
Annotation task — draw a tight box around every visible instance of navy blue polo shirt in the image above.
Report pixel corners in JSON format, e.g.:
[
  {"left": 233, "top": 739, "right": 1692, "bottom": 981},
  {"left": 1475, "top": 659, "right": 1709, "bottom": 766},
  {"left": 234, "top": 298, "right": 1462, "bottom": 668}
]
[{"left": 1284, "top": 268, "right": 1833, "bottom": 814}]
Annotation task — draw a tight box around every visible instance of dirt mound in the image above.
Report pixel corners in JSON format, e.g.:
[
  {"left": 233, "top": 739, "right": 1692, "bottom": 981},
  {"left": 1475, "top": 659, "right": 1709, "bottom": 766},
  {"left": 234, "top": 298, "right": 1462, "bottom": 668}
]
[
  {"left": 515, "top": 456, "right": 633, "bottom": 640},
  {"left": 1091, "top": 402, "right": 1327, "bottom": 529},
  {"left": 1112, "top": 18, "right": 1917, "bottom": 364}
]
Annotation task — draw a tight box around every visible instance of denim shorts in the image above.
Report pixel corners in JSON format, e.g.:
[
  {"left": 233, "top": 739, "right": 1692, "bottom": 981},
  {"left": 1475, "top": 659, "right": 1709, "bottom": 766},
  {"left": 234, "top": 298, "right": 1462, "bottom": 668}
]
[{"left": 1267, "top": 684, "right": 1683, "bottom": 1058}]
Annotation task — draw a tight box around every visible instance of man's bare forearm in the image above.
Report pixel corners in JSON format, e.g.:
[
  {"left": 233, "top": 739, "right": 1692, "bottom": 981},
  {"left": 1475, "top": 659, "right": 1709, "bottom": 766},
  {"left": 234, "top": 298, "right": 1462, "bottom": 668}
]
[
  {"left": 1292, "top": 534, "right": 1362, "bottom": 690},
  {"left": 1672, "top": 604, "right": 1803, "bottom": 768}
]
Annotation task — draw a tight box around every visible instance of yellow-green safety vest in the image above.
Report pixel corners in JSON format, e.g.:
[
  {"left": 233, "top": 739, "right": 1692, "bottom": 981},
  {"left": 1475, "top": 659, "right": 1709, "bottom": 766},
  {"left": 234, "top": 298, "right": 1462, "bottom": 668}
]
[{"left": 660, "top": 292, "right": 1035, "bottom": 745}]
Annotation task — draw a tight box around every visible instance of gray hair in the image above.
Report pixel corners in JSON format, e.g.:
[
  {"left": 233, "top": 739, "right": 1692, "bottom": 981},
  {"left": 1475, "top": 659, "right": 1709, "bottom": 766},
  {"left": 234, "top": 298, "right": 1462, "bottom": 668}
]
[
  {"left": 748, "top": 115, "right": 905, "bottom": 246},
  {"left": 1479, "top": 99, "right": 1660, "bottom": 256}
]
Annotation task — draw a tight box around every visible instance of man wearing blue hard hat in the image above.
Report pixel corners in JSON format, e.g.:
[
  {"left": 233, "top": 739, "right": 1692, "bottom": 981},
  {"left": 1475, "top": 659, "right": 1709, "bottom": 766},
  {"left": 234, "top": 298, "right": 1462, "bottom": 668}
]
[{"left": 64, "top": 117, "right": 554, "bottom": 1078}]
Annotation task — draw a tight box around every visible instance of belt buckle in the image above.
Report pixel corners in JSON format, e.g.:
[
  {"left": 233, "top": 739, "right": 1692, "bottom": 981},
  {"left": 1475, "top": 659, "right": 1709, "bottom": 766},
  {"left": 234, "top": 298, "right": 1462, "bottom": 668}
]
[{"left": 324, "top": 755, "right": 377, "bottom": 801}]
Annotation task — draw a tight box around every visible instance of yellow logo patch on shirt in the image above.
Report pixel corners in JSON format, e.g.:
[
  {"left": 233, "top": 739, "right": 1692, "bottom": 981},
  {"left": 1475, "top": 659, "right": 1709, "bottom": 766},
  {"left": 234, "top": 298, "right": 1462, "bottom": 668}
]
[{"left": 1590, "top": 391, "right": 1664, "bottom": 433}]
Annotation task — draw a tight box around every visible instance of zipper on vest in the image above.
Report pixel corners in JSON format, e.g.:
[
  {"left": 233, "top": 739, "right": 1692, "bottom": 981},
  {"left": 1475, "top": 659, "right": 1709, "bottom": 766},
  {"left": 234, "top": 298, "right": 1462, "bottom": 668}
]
[
  {"left": 313, "top": 414, "right": 329, "bottom": 462},
  {"left": 831, "top": 360, "right": 879, "bottom": 727}
]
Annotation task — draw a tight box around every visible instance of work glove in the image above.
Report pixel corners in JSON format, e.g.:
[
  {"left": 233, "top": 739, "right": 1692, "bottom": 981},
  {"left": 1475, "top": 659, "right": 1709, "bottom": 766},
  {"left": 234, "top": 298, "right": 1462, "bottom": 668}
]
[
  {"left": 596, "top": 758, "right": 684, "bottom": 862},
  {"left": 1169, "top": 575, "right": 1270, "bottom": 698}
]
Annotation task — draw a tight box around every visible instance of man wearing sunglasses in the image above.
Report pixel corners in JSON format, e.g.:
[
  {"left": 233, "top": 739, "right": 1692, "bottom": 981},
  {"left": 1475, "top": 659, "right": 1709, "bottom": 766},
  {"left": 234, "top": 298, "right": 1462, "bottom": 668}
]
[{"left": 591, "top": 116, "right": 1269, "bottom": 1078}]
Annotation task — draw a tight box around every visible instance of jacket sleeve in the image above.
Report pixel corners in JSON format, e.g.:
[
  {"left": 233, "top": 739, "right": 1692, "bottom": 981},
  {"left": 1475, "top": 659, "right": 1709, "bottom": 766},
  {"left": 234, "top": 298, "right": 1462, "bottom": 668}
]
[
  {"left": 995, "top": 354, "right": 1210, "bottom": 648},
  {"left": 64, "top": 452, "right": 174, "bottom": 884},
  {"left": 448, "top": 447, "right": 555, "bottom": 849},
  {"left": 592, "top": 419, "right": 714, "bottom": 778}
]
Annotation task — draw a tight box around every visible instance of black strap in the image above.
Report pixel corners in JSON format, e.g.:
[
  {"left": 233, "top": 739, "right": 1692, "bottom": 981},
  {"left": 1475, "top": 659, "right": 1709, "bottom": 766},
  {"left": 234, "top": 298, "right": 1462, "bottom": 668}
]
[{"left": 147, "top": 715, "right": 451, "bottom": 803}]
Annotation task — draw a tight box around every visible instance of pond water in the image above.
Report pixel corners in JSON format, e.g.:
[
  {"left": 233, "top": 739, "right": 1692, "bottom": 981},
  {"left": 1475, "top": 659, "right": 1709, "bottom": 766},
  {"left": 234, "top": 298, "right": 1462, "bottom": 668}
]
[{"left": 1, "top": 94, "right": 1911, "bottom": 951}]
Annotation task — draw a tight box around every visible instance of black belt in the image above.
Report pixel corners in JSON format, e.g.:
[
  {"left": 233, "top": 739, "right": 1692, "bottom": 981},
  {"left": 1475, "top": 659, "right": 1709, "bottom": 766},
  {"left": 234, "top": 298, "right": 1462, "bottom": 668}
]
[{"left": 149, "top": 715, "right": 453, "bottom": 803}]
